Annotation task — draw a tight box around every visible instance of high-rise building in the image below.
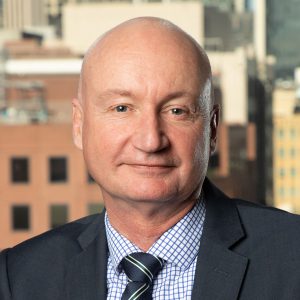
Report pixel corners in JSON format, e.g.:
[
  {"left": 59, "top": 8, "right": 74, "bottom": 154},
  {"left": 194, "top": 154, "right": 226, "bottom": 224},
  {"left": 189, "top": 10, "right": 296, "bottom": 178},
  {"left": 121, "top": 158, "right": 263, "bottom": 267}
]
[
  {"left": 204, "top": 4, "right": 253, "bottom": 52},
  {"left": 273, "top": 114, "right": 300, "bottom": 213},
  {"left": 63, "top": 1, "right": 204, "bottom": 54},
  {"left": 0, "top": 0, "right": 3, "bottom": 27},
  {"left": 0, "top": 123, "right": 103, "bottom": 250},
  {"left": 3, "top": 0, "right": 48, "bottom": 29},
  {"left": 273, "top": 81, "right": 300, "bottom": 213},
  {"left": 0, "top": 41, "right": 105, "bottom": 250},
  {"left": 266, "top": 0, "right": 300, "bottom": 78}
]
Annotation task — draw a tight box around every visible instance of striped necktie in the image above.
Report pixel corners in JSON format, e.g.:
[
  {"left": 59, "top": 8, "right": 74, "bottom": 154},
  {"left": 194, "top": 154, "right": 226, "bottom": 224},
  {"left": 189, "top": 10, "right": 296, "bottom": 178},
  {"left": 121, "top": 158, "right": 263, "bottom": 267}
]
[{"left": 121, "top": 252, "right": 164, "bottom": 300}]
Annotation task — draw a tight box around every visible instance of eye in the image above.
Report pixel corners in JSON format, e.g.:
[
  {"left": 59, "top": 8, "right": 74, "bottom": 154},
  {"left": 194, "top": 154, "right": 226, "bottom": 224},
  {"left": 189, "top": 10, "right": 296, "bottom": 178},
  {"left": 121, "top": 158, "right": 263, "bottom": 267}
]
[
  {"left": 115, "top": 105, "right": 128, "bottom": 112},
  {"left": 171, "top": 108, "right": 185, "bottom": 115}
]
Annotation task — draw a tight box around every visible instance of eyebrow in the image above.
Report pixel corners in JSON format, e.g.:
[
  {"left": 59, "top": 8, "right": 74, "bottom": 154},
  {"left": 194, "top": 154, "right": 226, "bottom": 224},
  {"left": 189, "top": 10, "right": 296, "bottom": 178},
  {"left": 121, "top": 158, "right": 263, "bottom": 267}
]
[
  {"left": 160, "top": 91, "right": 196, "bottom": 103},
  {"left": 97, "top": 89, "right": 196, "bottom": 102},
  {"left": 97, "top": 89, "right": 133, "bottom": 100}
]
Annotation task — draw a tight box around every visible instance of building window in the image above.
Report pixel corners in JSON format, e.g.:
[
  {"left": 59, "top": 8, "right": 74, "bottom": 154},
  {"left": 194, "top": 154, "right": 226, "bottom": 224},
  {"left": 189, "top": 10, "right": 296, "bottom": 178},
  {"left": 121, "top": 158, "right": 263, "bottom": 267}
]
[
  {"left": 87, "top": 172, "right": 95, "bottom": 184},
  {"left": 279, "top": 168, "right": 285, "bottom": 178},
  {"left": 49, "top": 157, "right": 67, "bottom": 183},
  {"left": 88, "top": 203, "right": 104, "bottom": 215},
  {"left": 291, "top": 168, "right": 296, "bottom": 177},
  {"left": 278, "top": 148, "right": 284, "bottom": 158},
  {"left": 11, "top": 157, "right": 29, "bottom": 183},
  {"left": 290, "top": 148, "right": 296, "bottom": 157},
  {"left": 50, "top": 205, "right": 68, "bottom": 229},
  {"left": 279, "top": 187, "right": 285, "bottom": 198},
  {"left": 290, "top": 128, "right": 296, "bottom": 139},
  {"left": 278, "top": 129, "right": 284, "bottom": 138},
  {"left": 12, "top": 205, "right": 30, "bottom": 230}
]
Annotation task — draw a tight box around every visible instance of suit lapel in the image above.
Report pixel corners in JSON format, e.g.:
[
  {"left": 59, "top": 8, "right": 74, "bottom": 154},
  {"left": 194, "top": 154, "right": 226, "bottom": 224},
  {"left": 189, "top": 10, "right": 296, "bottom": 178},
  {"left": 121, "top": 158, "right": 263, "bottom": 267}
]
[
  {"left": 192, "top": 179, "right": 249, "bottom": 300},
  {"left": 191, "top": 238, "right": 248, "bottom": 300},
  {"left": 65, "top": 212, "right": 108, "bottom": 300}
]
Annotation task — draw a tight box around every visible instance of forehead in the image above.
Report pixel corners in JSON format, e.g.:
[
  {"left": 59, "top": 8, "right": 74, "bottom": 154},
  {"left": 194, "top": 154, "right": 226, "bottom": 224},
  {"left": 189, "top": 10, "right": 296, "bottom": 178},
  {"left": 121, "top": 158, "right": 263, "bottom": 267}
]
[{"left": 82, "top": 25, "right": 207, "bottom": 100}]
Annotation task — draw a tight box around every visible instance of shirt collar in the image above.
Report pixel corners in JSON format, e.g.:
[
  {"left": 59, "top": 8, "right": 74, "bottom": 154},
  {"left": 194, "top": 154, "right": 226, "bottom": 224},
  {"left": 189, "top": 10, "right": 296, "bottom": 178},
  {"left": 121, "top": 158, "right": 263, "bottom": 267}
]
[
  {"left": 105, "top": 215, "right": 141, "bottom": 273},
  {"left": 105, "top": 196, "right": 206, "bottom": 273}
]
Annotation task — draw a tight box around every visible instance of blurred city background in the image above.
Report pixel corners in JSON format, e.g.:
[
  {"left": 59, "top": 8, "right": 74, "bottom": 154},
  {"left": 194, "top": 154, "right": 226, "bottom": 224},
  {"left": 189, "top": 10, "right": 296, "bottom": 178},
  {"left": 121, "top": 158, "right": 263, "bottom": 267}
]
[{"left": 0, "top": 0, "right": 300, "bottom": 249}]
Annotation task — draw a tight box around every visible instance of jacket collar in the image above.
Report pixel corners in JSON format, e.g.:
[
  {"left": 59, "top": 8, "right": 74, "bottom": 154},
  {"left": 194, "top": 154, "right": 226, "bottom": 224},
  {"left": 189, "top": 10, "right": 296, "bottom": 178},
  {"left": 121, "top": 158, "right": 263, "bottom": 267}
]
[
  {"left": 65, "top": 212, "right": 108, "bottom": 300},
  {"left": 191, "top": 178, "right": 248, "bottom": 300},
  {"left": 202, "top": 178, "right": 245, "bottom": 248}
]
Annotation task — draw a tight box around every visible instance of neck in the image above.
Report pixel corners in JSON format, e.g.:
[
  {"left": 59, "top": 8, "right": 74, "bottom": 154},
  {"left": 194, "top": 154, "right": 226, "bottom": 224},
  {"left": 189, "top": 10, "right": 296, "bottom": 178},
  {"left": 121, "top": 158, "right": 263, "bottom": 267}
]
[{"left": 105, "top": 196, "right": 198, "bottom": 251}]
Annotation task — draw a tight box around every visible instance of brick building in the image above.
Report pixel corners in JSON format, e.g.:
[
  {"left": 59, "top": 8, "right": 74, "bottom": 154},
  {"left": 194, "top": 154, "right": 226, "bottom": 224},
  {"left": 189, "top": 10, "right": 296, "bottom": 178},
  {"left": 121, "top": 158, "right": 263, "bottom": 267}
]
[
  {"left": 0, "top": 124, "right": 103, "bottom": 250},
  {"left": 0, "top": 41, "right": 103, "bottom": 250}
]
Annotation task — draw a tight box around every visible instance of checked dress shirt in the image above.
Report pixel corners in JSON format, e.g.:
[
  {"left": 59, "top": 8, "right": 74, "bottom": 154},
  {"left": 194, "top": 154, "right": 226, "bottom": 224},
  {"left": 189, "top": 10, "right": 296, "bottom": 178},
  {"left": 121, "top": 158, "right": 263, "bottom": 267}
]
[{"left": 105, "top": 197, "right": 206, "bottom": 300}]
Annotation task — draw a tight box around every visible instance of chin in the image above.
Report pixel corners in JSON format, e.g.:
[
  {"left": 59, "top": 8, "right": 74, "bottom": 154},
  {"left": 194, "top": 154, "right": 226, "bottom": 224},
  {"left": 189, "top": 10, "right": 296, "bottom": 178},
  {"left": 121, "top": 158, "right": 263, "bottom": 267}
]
[{"left": 123, "top": 182, "right": 179, "bottom": 203}]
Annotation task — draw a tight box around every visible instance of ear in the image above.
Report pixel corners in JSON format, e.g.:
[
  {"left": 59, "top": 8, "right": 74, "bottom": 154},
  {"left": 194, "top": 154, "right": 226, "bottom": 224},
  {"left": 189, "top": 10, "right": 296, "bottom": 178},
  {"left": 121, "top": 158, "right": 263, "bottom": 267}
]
[
  {"left": 72, "top": 98, "right": 83, "bottom": 150},
  {"left": 209, "top": 104, "right": 220, "bottom": 154}
]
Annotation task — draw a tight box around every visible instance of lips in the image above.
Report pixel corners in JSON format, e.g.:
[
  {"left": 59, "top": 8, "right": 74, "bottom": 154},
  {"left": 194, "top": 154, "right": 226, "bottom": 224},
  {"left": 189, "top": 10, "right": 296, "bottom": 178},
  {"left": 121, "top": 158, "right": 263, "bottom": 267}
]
[
  {"left": 118, "top": 156, "right": 179, "bottom": 170},
  {"left": 123, "top": 163, "right": 176, "bottom": 174},
  {"left": 129, "top": 164, "right": 173, "bottom": 167},
  {"left": 124, "top": 161, "right": 176, "bottom": 168}
]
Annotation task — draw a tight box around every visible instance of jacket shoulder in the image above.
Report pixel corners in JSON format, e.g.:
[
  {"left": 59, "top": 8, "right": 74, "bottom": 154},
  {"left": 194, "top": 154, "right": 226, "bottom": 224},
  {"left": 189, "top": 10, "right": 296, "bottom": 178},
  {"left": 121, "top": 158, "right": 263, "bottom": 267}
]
[
  {"left": 8, "top": 213, "right": 101, "bottom": 257},
  {"left": 1, "top": 214, "right": 102, "bottom": 284},
  {"left": 235, "top": 198, "right": 300, "bottom": 229},
  {"left": 0, "top": 213, "right": 106, "bottom": 300},
  {"left": 234, "top": 199, "right": 300, "bottom": 253}
]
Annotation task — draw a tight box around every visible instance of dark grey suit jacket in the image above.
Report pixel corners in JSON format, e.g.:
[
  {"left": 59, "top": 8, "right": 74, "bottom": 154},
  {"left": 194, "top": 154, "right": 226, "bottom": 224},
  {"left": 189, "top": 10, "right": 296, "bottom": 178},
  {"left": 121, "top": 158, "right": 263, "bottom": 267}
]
[{"left": 1, "top": 179, "right": 300, "bottom": 300}]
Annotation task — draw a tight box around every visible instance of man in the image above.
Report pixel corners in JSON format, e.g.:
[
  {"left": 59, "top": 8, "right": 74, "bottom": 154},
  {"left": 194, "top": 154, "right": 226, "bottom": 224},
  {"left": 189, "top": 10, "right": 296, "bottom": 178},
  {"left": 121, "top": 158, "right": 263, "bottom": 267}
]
[{"left": 1, "top": 17, "right": 300, "bottom": 300}]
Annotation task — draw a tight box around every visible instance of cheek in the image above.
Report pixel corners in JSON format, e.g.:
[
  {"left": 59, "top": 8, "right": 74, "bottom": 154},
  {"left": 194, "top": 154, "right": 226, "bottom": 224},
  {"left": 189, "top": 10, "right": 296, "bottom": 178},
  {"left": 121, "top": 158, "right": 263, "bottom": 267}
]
[
  {"left": 177, "top": 125, "right": 210, "bottom": 166},
  {"left": 82, "top": 120, "right": 106, "bottom": 168},
  {"left": 83, "top": 119, "right": 129, "bottom": 164},
  {"left": 193, "top": 138, "right": 210, "bottom": 169}
]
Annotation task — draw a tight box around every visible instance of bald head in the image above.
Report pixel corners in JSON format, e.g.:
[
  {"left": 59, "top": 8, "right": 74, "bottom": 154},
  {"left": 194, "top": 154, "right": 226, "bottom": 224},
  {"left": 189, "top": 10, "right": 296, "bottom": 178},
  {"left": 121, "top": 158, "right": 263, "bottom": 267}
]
[{"left": 78, "top": 17, "right": 213, "bottom": 108}]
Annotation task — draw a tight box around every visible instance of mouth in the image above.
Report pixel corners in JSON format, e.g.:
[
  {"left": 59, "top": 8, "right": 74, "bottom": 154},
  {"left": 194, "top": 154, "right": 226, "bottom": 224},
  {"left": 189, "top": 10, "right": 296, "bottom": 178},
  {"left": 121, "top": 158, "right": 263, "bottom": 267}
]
[
  {"left": 129, "top": 164, "right": 173, "bottom": 169},
  {"left": 124, "top": 163, "right": 175, "bottom": 174},
  {"left": 126, "top": 162, "right": 175, "bottom": 168}
]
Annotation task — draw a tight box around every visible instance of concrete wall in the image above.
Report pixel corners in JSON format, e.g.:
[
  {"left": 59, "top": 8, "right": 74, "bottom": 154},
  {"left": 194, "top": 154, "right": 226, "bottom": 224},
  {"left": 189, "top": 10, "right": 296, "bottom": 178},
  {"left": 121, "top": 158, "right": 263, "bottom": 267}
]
[
  {"left": 273, "top": 87, "right": 297, "bottom": 117},
  {"left": 62, "top": 1, "right": 204, "bottom": 54},
  {"left": 208, "top": 47, "right": 248, "bottom": 124}
]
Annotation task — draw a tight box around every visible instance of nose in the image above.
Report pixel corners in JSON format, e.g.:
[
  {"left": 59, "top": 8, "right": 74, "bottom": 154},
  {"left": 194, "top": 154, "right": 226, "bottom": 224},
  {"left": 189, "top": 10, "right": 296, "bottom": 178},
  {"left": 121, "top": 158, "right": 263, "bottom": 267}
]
[{"left": 132, "top": 112, "right": 169, "bottom": 153}]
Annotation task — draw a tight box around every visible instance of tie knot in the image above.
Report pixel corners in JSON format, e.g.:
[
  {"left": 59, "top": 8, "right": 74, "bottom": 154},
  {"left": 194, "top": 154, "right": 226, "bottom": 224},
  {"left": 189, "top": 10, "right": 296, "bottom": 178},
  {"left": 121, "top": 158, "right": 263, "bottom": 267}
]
[{"left": 121, "top": 252, "right": 164, "bottom": 284}]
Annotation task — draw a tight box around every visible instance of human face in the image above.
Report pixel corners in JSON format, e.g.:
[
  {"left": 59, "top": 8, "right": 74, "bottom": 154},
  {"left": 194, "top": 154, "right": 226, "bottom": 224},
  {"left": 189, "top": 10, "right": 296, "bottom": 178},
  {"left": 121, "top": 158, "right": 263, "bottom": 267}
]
[{"left": 73, "top": 37, "right": 217, "bottom": 207}]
